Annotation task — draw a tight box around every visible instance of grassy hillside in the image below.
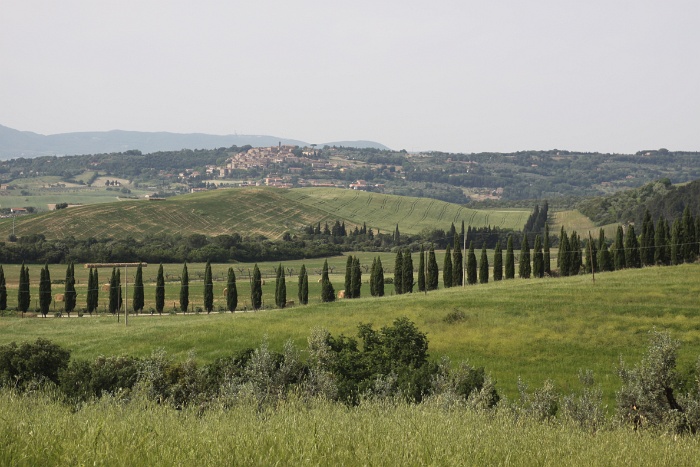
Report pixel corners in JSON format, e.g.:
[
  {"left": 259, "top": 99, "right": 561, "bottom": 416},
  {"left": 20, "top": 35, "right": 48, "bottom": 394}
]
[
  {"left": 0, "top": 187, "right": 529, "bottom": 241},
  {"left": 2, "top": 263, "right": 699, "bottom": 406}
]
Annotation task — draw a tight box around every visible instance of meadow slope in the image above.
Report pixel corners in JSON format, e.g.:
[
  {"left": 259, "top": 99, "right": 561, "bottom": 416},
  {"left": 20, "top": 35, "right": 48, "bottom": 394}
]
[
  {"left": 2, "top": 263, "right": 699, "bottom": 405},
  {"left": 0, "top": 187, "right": 530, "bottom": 240}
]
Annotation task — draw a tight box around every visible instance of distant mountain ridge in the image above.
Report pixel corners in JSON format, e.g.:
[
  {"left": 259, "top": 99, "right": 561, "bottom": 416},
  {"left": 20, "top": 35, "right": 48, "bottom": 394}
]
[{"left": 0, "top": 124, "right": 390, "bottom": 158}]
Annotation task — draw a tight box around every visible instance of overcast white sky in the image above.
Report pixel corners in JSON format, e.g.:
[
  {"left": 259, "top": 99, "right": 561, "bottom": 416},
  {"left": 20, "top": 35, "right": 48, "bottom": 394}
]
[{"left": 1, "top": 1, "right": 699, "bottom": 153}]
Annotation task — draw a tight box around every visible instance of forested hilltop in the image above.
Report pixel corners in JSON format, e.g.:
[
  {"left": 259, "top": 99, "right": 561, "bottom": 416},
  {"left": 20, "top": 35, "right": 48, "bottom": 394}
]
[{"left": 1, "top": 145, "right": 698, "bottom": 207}]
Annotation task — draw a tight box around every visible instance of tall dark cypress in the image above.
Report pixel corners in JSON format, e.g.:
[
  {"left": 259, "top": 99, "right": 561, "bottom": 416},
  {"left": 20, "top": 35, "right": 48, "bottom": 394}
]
[
  {"left": 298, "top": 264, "right": 307, "bottom": 304},
  {"left": 252, "top": 264, "right": 263, "bottom": 309},
  {"left": 227, "top": 267, "right": 238, "bottom": 312},
  {"left": 427, "top": 246, "right": 438, "bottom": 290},
  {"left": 402, "top": 250, "right": 414, "bottom": 293},
  {"left": 64, "top": 262, "right": 76, "bottom": 316},
  {"left": 301, "top": 267, "right": 309, "bottom": 304},
  {"left": 614, "top": 225, "right": 626, "bottom": 270},
  {"left": 86, "top": 268, "right": 94, "bottom": 315},
  {"left": 203, "top": 261, "right": 214, "bottom": 313},
  {"left": 558, "top": 226, "right": 566, "bottom": 269},
  {"left": 116, "top": 269, "right": 122, "bottom": 312},
  {"left": 642, "top": 210, "right": 655, "bottom": 266},
  {"left": 277, "top": 265, "right": 286, "bottom": 308},
  {"left": 559, "top": 233, "right": 571, "bottom": 276},
  {"left": 533, "top": 235, "right": 543, "bottom": 278},
  {"left": 180, "top": 262, "right": 189, "bottom": 312},
  {"left": 682, "top": 206, "right": 696, "bottom": 262},
  {"left": 443, "top": 245, "right": 452, "bottom": 288},
  {"left": 275, "top": 264, "right": 282, "bottom": 306},
  {"left": 0, "top": 265, "right": 6, "bottom": 311},
  {"left": 394, "top": 250, "right": 404, "bottom": 295},
  {"left": 92, "top": 269, "right": 99, "bottom": 314},
  {"left": 351, "top": 257, "right": 361, "bottom": 298},
  {"left": 376, "top": 257, "right": 385, "bottom": 297},
  {"left": 39, "top": 263, "right": 51, "bottom": 318},
  {"left": 133, "top": 263, "right": 145, "bottom": 314},
  {"left": 493, "top": 241, "right": 503, "bottom": 281},
  {"left": 598, "top": 229, "right": 613, "bottom": 272},
  {"left": 109, "top": 267, "right": 118, "bottom": 314},
  {"left": 452, "top": 234, "right": 463, "bottom": 287},
  {"left": 320, "top": 259, "right": 335, "bottom": 302},
  {"left": 505, "top": 235, "right": 515, "bottom": 279},
  {"left": 569, "top": 232, "right": 582, "bottom": 275},
  {"left": 479, "top": 243, "right": 489, "bottom": 284},
  {"left": 625, "top": 225, "right": 641, "bottom": 268},
  {"left": 344, "top": 256, "right": 354, "bottom": 299},
  {"left": 18, "top": 264, "right": 30, "bottom": 314},
  {"left": 654, "top": 218, "right": 669, "bottom": 266},
  {"left": 417, "top": 245, "right": 426, "bottom": 292},
  {"left": 671, "top": 219, "right": 682, "bottom": 266},
  {"left": 466, "top": 242, "right": 477, "bottom": 285},
  {"left": 370, "top": 258, "right": 377, "bottom": 297},
  {"left": 543, "top": 224, "right": 551, "bottom": 275},
  {"left": 156, "top": 264, "right": 165, "bottom": 315},
  {"left": 519, "top": 235, "right": 531, "bottom": 279}
]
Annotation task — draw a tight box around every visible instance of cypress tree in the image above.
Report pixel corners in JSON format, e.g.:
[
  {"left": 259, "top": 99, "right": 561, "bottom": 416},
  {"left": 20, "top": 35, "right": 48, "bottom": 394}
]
[
  {"left": 394, "top": 224, "right": 401, "bottom": 245},
  {"left": 558, "top": 226, "right": 566, "bottom": 269},
  {"left": 682, "top": 206, "right": 696, "bottom": 263},
  {"left": 642, "top": 210, "right": 655, "bottom": 266},
  {"left": 625, "top": 225, "right": 641, "bottom": 268},
  {"left": 584, "top": 237, "right": 597, "bottom": 274},
  {"left": 64, "top": 262, "right": 76, "bottom": 316},
  {"left": 402, "top": 250, "right": 414, "bottom": 293},
  {"left": 570, "top": 232, "right": 582, "bottom": 275},
  {"left": 598, "top": 229, "right": 613, "bottom": 272},
  {"left": 505, "top": 235, "right": 515, "bottom": 279},
  {"left": 443, "top": 245, "right": 452, "bottom": 288},
  {"left": 671, "top": 219, "right": 682, "bottom": 265},
  {"left": 479, "top": 243, "right": 489, "bottom": 283},
  {"left": 352, "top": 256, "right": 362, "bottom": 298},
  {"left": 533, "top": 235, "right": 543, "bottom": 278},
  {"left": 559, "top": 233, "right": 571, "bottom": 276},
  {"left": 275, "top": 264, "right": 282, "bottom": 306},
  {"left": 18, "top": 263, "right": 30, "bottom": 315},
  {"left": 543, "top": 224, "right": 551, "bottom": 275},
  {"left": 180, "top": 262, "right": 189, "bottom": 313},
  {"left": 519, "top": 235, "right": 531, "bottom": 279},
  {"left": 277, "top": 265, "right": 286, "bottom": 308},
  {"left": 86, "top": 268, "right": 94, "bottom": 315},
  {"left": 427, "top": 246, "right": 438, "bottom": 290},
  {"left": 109, "top": 267, "right": 118, "bottom": 314},
  {"left": 0, "top": 265, "right": 6, "bottom": 311},
  {"left": 614, "top": 225, "right": 626, "bottom": 270},
  {"left": 466, "top": 241, "right": 477, "bottom": 285},
  {"left": 417, "top": 245, "right": 426, "bottom": 292},
  {"left": 133, "top": 263, "right": 144, "bottom": 314},
  {"left": 117, "top": 269, "right": 122, "bottom": 312},
  {"left": 321, "top": 259, "right": 335, "bottom": 302},
  {"left": 227, "top": 267, "right": 238, "bottom": 312},
  {"left": 252, "top": 264, "right": 263, "bottom": 309},
  {"left": 298, "top": 264, "right": 307, "bottom": 304},
  {"left": 394, "top": 250, "right": 404, "bottom": 294},
  {"left": 155, "top": 264, "right": 165, "bottom": 315},
  {"left": 376, "top": 257, "right": 385, "bottom": 297},
  {"left": 92, "top": 269, "right": 99, "bottom": 314},
  {"left": 370, "top": 258, "right": 377, "bottom": 296},
  {"left": 301, "top": 267, "right": 309, "bottom": 304},
  {"left": 203, "top": 261, "right": 213, "bottom": 313},
  {"left": 344, "top": 256, "right": 354, "bottom": 299},
  {"left": 39, "top": 263, "right": 51, "bottom": 318},
  {"left": 654, "top": 217, "right": 669, "bottom": 265},
  {"left": 452, "top": 234, "right": 463, "bottom": 287},
  {"left": 493, "top": 241, "right": 503, "bottom": 281}
]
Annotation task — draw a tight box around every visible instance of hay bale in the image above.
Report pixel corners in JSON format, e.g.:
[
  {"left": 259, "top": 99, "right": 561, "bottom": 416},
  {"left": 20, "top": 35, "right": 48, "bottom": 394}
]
[
  {"left": 337, "top": 290, "right": 345, "bottom": 299},
  {"left": 54, "top": 293, "right": 65, "bottom": 302},
  {"left": 102, "top": 283, "right": 110, "bottom": 292},
  {"left": 261, "top": 280, "right": 266, "bottom": 286},
  {"left": 223, "top": 287, "right": 228, "bottom": 297},
  {"left": 285, "top": 300, "right": 295, "bottom": 307}
]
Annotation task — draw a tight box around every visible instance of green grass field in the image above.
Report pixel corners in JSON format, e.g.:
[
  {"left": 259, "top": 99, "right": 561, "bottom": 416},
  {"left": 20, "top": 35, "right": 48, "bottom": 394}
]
[
  {"left": 3, "top": 391, "right": 700, "bottom": 466},
  {"left": 2, "top": 263, "right": 699, "bottom": 407},
  {"left": 0, "top": 187, "right": 530, "bottom": 241},
  {"left": 551, "top": 209, "right": 617, "bottom": 238}
]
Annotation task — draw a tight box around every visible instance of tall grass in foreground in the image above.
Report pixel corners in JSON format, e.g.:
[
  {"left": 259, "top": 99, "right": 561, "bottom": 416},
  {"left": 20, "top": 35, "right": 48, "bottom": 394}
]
[{"left": 1, "top": 390, "right": 699, "bottom": 466}]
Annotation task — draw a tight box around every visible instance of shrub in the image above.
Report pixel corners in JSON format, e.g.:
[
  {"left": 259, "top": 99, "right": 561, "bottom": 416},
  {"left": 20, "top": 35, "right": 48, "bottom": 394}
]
[{"left": 0, "top": 338, "right": 70, "bottom": 390}]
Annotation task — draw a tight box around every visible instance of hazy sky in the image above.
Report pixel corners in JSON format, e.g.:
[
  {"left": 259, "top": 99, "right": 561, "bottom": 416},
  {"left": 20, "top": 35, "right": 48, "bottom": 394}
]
[{"left": 2, "top": 1, "right": 699, "bottom": 153}]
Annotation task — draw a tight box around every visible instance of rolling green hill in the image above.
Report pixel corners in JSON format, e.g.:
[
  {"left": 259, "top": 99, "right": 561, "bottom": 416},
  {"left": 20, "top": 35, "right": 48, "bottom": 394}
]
[{"left": 0, "top": 187, "right": 530, "bottom": 241}]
